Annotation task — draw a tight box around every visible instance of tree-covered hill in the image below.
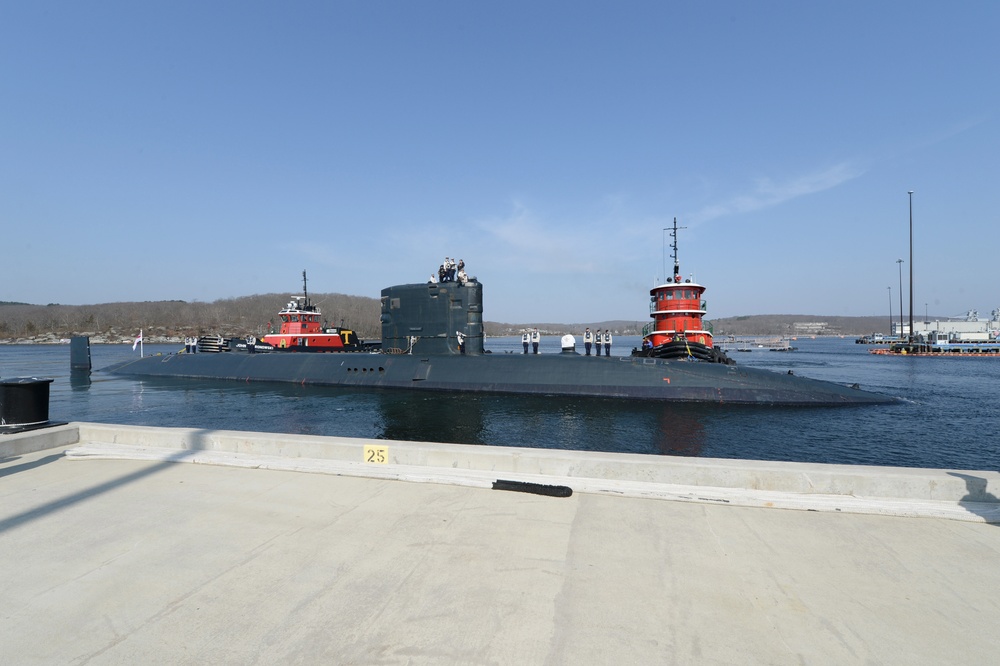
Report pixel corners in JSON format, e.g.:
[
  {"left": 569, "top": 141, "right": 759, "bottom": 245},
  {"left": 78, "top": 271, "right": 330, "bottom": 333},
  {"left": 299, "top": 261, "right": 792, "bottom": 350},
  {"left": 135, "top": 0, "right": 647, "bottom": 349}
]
[
  {"left": 710, "top": 314, "right": 889, "bottom": 337},
  {"left": 0, "top": 293, "right": 382, "bottom": 342},
  {"left": 1, "top": 295, "right": 891, "bottom": 343}
]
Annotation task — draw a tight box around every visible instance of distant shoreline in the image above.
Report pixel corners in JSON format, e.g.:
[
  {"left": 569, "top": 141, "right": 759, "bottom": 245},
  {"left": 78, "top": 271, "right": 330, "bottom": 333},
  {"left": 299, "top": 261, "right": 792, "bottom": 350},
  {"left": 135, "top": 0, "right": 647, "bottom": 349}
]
[
  {"left": 1, "top": 296, "right": 896, "bottom": 342},
  {"left": 2, "top": 332, "right": 878, "bottom": 347}
]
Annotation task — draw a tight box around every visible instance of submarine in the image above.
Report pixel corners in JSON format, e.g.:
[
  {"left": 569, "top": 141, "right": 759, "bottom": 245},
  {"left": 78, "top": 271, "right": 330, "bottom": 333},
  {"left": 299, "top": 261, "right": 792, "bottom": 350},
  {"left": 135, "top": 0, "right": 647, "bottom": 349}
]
[{"left": 104, "top": 276, "right": 895, "bottom": 406}]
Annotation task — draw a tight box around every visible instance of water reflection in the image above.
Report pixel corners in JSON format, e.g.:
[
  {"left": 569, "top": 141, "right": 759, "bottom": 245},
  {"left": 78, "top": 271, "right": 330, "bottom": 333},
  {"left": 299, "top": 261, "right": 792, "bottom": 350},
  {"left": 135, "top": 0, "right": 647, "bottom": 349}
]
[
  {"left": 375, "top": 392, "right": 488, "bottom": 444},
  {"left": 70, "top": 369, "right": 91, "bottom": 390},
  {"left": 655, "top": 404, "right": 708, "bottom": 456},
  {"left": 373, "top": 390, "right": 709, "bottom": 457},
  {"left": 110, "top": 376, "right": 712, "bottom": 458}
]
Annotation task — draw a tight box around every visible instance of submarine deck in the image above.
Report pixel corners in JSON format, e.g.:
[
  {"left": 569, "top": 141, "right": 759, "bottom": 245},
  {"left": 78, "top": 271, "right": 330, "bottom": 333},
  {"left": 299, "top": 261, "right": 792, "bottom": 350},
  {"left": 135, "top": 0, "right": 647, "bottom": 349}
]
[{"left": 104, "top": 350, "right": 896, "bottom": 405}]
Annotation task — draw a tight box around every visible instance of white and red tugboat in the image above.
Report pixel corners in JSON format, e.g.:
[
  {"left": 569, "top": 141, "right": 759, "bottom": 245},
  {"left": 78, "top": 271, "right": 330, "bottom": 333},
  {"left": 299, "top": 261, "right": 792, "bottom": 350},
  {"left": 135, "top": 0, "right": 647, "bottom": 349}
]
[
  {"left": 261, "top": 271, "right": 368, "bottom": 352},
  {"left": 633, "top": 218, "right": 732, "bottom": 364}
]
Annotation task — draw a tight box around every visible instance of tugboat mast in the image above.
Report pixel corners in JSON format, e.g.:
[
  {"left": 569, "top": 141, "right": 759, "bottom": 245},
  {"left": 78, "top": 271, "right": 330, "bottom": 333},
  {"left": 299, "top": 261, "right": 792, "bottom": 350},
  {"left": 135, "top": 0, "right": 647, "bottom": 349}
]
[
  {"left": 301, "top": 270, "right": 309, "bottom": 305},
  {"left": 668, "top": 216, "right": 687, "bottom": 281}
]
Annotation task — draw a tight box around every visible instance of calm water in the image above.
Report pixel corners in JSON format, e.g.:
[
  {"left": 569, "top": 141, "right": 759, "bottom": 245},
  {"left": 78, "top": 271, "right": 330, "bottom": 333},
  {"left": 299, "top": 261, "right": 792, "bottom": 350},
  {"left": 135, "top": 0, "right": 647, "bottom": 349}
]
[{"left": 2, "top": 337, "right": 998, "bottom": 470}]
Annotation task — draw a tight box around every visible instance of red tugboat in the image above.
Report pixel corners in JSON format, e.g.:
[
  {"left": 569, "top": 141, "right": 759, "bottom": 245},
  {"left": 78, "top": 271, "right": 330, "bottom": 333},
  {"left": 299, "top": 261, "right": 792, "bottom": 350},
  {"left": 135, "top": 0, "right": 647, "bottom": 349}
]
[
  {"left": 633, "top": 218, "right": 733, "bottom": 364},
  {"left": 261, "top": 271, "right": 368, "bottom": 352}
]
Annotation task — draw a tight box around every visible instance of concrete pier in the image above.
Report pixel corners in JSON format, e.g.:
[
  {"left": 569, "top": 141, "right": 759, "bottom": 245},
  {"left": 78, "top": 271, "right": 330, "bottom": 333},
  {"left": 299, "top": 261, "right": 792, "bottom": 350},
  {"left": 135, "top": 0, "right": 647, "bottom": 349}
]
[{"left": 2, "top": 423, "right": 999, "bottom": 663}]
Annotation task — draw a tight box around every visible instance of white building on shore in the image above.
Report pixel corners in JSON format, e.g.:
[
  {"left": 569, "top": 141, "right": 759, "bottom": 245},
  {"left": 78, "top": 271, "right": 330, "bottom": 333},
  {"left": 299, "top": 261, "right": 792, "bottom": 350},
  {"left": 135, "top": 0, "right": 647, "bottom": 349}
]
[{"left": 893, "top": 309, "right": 1000, "bottom": 342}]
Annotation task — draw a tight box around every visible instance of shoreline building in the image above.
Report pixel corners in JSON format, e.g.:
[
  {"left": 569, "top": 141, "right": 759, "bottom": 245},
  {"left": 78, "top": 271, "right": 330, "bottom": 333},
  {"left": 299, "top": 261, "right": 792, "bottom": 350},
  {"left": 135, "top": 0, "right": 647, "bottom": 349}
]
[{"left": 894, "top": 309, "right": 1000, "bottom": 342}]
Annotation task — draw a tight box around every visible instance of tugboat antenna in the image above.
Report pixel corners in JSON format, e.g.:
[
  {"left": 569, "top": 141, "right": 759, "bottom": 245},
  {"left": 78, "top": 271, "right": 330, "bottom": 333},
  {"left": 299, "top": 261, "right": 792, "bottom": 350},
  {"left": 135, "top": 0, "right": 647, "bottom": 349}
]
[
  {"left": 302, "top": 269, "right": 309, "bottom": 304},
  {"left": 668, "top": 217, "right": 687, "bottom": 279}
]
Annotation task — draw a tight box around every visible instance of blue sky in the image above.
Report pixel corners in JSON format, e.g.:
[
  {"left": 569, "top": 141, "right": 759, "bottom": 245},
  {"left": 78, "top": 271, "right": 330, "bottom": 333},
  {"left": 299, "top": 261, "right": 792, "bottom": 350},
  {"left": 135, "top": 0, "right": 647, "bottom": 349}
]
[{"left": 2, "top": 2, "right": 998, "bottom": 324}]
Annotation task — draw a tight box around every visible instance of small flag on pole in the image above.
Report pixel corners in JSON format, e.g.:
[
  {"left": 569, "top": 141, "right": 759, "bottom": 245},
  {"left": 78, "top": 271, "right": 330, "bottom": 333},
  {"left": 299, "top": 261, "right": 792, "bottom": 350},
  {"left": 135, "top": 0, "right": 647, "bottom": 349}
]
[{"left": 133, "top": 330, "right": 143, "bottom": 352}]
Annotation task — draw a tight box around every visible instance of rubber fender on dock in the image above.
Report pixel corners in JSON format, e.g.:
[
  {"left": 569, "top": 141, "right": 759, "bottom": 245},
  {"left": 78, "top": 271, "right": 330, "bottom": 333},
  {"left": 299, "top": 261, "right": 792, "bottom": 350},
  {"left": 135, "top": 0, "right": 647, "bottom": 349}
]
[{"left": 492, "top": 479, "right": 573, "bottom": 497}]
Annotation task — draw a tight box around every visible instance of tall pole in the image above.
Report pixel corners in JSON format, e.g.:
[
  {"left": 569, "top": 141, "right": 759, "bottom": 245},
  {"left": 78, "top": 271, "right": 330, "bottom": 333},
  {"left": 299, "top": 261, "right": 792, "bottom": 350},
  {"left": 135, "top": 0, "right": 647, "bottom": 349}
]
[
  {"left": 897, "top": 259, "right": 904, "bottom": 338},
  {"left": 888, "top": 286, "right": 893, "bottom": 334},
  {"left": 908, "top": 191, "right": 914, "bottom": 342}
]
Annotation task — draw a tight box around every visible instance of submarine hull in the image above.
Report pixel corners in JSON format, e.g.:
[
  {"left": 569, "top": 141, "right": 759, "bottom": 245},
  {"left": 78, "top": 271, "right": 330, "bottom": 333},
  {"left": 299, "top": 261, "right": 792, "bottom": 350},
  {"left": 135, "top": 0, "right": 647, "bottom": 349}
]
[
  {"left": 104, "top": 351, "right": 894, "bottom": 406},
  {"left": 103, "top": 280, "right": 895, "bottom": 406}
]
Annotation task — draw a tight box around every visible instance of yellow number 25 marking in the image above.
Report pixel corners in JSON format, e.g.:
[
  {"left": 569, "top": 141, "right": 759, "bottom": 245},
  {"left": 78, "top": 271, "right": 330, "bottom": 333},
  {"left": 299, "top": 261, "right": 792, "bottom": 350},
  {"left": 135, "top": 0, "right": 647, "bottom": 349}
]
[{"left": 364, "top": 445, "right": 388, "bottom": 464}]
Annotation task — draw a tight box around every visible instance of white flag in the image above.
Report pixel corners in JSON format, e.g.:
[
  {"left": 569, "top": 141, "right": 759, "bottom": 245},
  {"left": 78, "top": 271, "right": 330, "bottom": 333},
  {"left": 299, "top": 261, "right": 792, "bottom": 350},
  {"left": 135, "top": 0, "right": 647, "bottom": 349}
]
[{"left": 133, "top": 330, "right": 143, "bottom": 351}]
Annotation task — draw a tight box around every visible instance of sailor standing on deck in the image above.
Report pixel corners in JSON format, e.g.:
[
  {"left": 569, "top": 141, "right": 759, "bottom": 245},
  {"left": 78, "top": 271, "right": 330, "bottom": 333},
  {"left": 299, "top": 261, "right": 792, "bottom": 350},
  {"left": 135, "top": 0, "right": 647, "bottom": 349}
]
[
  {"left": 531, "top": 328, "right": 540, "bottom": 354},
  {"left": 247, "top": 335, "right": 257, "bottom": 354},
  {"left": 595, "top": 329, "right": 602, "bottom": 356},
  {"left": 522, "top": 330, "right": 530, "bottom": 354},
  {"left": 456, "top": 331, "right": 466, "bottom": 354},
  {"left": 604, "top": 330, "right": 612, "bottom": 356},
  {"left": 583, "top": 328, "right": 594, "bottom": 356}
]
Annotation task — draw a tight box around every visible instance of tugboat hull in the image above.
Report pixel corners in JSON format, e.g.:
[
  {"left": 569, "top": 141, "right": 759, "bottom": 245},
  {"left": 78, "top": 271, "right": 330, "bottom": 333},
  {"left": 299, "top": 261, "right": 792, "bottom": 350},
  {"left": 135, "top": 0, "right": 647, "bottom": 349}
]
[{"left": 634, "top": 340, "right": 733, "bottom": 364}]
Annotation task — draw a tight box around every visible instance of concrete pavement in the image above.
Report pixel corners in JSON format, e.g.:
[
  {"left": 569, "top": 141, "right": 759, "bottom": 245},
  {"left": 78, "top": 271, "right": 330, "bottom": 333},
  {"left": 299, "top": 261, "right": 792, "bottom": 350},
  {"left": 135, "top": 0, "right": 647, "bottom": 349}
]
[{"left": 2, "top": 423, "right": 999, "bottom": 664}]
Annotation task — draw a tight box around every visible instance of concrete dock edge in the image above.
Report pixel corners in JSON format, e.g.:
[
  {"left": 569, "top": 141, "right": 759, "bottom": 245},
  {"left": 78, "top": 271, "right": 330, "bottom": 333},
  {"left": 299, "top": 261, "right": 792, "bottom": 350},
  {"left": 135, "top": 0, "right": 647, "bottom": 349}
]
[{"left": 5, "top": 421, "right": 998, "bottom": 523}]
